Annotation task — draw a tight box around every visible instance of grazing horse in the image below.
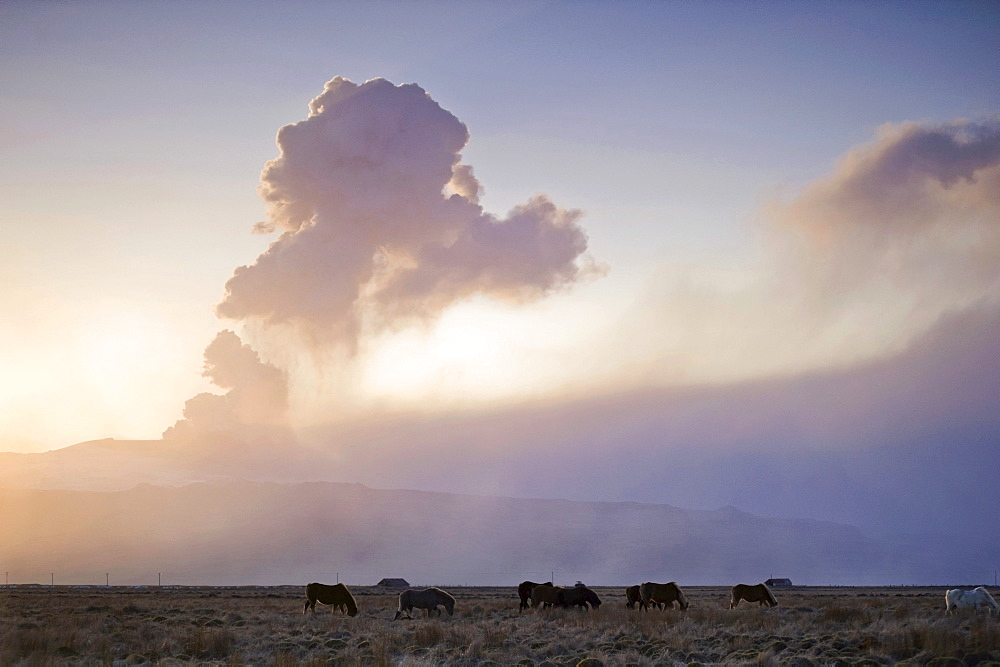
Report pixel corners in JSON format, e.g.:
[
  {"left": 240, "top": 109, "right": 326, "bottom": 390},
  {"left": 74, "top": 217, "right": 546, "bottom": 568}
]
[
  {"left": 303, "top": 582, "right": 358, "bottom": 616},
  {"left": 945, "top": 587, "right": 1000, "bottom": 616},
  {"left": 626, "top": 585, "right": 662, "bottom": 610},
  {"left": 730, "top": 583, "right": 778, "bottom": 608},
  {"left": 625, "top": 585, "right": 642, "bottom": 609},
  {"left": 393, "top": 587, "right": 456, "bottom": 620},
  {"left": 518, "top": 581, "right": 552, "bottom": 612},
  {"left": 563, "top": 586, "right": 602, "bottom": 610},
  {"left": 639, "top": 581, "right": 689, "bottom": 611},
  {"left": 530, "top": 584, "right": 565, "bottom": 609}
]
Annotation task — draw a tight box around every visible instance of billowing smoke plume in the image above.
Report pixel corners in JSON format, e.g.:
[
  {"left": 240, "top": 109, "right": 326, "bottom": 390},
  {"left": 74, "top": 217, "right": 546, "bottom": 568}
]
[
  {"left": 217, "top": 77, "right": 598, "bottom": 346},
  {"left": 631, "top": 118, "right": 1000, "bottom": 385},
  {"left": 163, "top": 330, "right": 288, "bottom": 442},
  {"left": 772, "top": 119, "right": 1000, "bottom": 310}
]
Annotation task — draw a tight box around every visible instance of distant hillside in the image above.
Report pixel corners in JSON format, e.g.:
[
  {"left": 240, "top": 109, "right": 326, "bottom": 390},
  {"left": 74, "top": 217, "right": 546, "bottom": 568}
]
[
  {"left": 0, "top": 437, "right": 337, "bottom": 491},
  {"left": 2, "top": 479, "right": 889, "bottom": 587}
]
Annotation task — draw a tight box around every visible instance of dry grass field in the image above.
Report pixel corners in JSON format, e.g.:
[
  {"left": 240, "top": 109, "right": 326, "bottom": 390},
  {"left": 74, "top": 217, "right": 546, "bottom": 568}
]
[{"left": 2, "top": 584, "right": 998, "bottom": 665}]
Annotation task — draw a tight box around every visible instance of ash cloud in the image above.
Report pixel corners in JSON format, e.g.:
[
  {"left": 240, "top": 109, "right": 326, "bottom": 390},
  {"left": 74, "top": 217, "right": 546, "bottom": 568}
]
[
  {"left": 163, "top": 330, "right": 288, "bottom": 442},
  {"left": 218, "top": 77, "right": 598, "bottom": 346},
  {"left": 635, "top": 118, "right": 1000, "bottom": 384},
  {"left": 771, "top": 119, "right": 1000, "bottom": 310}
]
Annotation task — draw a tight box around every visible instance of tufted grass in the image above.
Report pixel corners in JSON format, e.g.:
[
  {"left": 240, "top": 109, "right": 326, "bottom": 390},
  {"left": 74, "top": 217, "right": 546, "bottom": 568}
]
[{"left": 1, "top": 585, "right": 997, "bottom": 664}]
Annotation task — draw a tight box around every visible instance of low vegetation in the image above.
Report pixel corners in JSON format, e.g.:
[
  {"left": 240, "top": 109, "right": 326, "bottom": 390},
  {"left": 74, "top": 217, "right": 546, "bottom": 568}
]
[{"left": 2, "top": 585, "right": 998, "bottom": 665}]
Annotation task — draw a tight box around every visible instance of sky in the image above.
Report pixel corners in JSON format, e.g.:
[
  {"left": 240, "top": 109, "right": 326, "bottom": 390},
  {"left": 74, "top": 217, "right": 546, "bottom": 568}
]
[{"left": 1, "top": 0, "right": 999, "bottom": 466}]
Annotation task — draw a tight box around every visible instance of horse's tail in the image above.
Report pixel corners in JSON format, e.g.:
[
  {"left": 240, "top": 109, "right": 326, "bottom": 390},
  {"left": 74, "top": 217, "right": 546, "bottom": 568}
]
[{"left": 304, "top": 583, "right": 317, "bottom": 613}]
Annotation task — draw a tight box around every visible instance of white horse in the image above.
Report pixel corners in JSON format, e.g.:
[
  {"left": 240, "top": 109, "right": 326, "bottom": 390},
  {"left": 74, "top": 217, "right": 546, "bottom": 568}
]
[{"left": 945, "top": 587, "right": 1000, "bottom": 615}]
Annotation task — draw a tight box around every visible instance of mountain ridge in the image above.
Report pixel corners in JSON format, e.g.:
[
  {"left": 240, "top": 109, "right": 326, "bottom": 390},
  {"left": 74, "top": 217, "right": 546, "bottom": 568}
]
[{"left": 0, "top": 477, "right": 897, "bottom": 587}]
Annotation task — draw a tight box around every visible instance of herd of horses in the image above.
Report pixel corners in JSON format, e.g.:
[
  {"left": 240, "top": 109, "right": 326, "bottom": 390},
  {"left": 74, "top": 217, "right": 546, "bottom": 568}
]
[
  {"left": 302, "top": 581, "right": 999, "bottom": 619},
  {"left": 518, "top": 581, "right": 774, "bottom": 612},
  {"left": 303, "top": 580, "right": 780, "bottom": 619}
]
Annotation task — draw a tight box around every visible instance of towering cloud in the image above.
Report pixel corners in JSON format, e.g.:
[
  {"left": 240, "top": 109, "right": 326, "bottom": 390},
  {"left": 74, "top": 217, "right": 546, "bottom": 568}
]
[
  {"left": 163, "top": 330, "right": 288, "bottom": 442},
  {"left": 217, "top": 77, "right": 597, "bottom": 346}
]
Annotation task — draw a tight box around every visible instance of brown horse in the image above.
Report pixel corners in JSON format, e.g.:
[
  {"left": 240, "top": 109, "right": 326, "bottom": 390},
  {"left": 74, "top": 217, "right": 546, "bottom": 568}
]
[
  {"left": 730, "top": 583, "right": 778, "bottom": 608},
  {"left": 530, "top": 584, "right": 565, "bottom": 609},
  {"left": 303, "top": 582, "right": 358, "bottom": 616},
  {"left": 518, "top": 580, "right": 552, "bottom": 612},
  {"left": 393, "top": 587, "right": 456, "bottom": 620},
  {"left": 626, "top": 584, "right": 663, "bottom": 610},
  {"left": 639, "top": 581, "right": 689, "bottom": 610},
  {"left": 563, "top": 586, "right": 602, "bottom": 610}
]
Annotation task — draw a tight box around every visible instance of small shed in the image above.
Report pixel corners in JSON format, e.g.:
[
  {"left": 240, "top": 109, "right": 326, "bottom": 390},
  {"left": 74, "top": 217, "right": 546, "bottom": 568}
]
[
  {"left": 377, "top": 578, "right": 410, "bottom": 588},
  {"left": 765, "top": 578, "right": 792, "bottom": 587}
]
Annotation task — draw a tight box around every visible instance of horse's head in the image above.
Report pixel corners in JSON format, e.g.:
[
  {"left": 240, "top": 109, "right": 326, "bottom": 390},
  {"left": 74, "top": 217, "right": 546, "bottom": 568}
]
[{"left": 444, "top": 599, "right": 455, "bottom": 616}]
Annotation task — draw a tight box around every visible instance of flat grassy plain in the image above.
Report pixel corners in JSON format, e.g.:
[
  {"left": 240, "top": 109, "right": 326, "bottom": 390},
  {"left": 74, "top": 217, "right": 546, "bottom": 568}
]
[{"left": 2, "top": 585, "right": 998, "bottom": 665}]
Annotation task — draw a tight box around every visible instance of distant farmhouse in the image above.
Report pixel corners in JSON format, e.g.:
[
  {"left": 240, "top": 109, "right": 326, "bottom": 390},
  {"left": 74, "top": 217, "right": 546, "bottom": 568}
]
[
  {"left": 377, "top": 578, "right": 409, "bottom": 588},
  {"left": 766, "top": 578, "right": 792, "bottom": 587}
]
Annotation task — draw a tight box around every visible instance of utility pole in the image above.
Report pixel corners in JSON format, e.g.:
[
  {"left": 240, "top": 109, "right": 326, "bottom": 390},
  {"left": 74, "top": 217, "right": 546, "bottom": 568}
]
[
  {"left": 336, "top": 572, "right": 339, "bottom": 584},
  {"left": 50, "top": 573, "right": 54, "bottom": 586},
  {"left": 106, "top": 573, "right": 109, "bottom": 587},
  {"left": 158, "top": 572, "right": 161, "bottom": 587}
]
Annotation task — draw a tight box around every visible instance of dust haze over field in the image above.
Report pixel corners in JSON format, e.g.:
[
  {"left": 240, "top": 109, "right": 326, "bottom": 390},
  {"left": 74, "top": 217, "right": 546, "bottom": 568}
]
[{"left": 3, "top": 62, "right": 1000, "bottom": 585}]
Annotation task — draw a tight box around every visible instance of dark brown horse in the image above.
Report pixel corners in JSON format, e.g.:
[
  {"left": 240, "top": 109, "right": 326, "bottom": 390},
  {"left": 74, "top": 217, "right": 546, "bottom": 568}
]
[
  {"left": 563, "top": 586, "right": 601, "bottom": 610},
  {"left": 518, "top": 580, "right": 552, "bottom": 612},
  {"left": 730, "top": 583, "right": 778, "bottom": 608},
  {"left": 626, "top": 584, "right": 663, "bottom": 610},
  {"left": 303, "top": 582, "right": 358, "bottom": 616}
]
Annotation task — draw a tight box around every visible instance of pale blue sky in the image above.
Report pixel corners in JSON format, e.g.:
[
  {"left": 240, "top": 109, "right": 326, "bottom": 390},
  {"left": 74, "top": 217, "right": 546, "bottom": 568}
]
[{"left": 1, "top": 0, "right": 998, "bottom": 450}]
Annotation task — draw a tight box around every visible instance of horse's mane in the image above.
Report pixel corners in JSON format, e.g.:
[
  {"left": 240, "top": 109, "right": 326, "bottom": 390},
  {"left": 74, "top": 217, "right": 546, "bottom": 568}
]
[{"left": 974, "top": 587, "right": 1000, "bottom": 608}]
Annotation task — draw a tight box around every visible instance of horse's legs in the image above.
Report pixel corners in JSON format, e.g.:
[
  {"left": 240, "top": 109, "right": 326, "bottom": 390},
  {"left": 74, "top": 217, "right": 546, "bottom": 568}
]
[{"left": 304, "top": 599, "right": 314, "bottom": 614}]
